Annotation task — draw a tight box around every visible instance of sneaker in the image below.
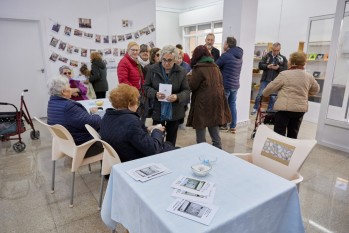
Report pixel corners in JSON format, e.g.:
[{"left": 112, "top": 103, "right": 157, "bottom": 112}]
[
  {"left": 251, "top": 109, "right": 257, "bottom": 115},
  {"left": 230, "top": 128, "right": 236, "bottom": 134},
  {"left": 219, "top": 126, "right": 228, "bottom": 130},
  {"left": 178, "top": 123, "right": 186, "bottom": 130}
]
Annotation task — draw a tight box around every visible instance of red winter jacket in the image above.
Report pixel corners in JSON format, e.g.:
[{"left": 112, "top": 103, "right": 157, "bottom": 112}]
[{"left": 117, "top": 53, "right": 144, "bottom": 89}]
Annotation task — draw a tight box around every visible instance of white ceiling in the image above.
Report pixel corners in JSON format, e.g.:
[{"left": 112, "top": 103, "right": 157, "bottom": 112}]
[{"left": 156, "top": 0, "right": 223, "bottom": 12}]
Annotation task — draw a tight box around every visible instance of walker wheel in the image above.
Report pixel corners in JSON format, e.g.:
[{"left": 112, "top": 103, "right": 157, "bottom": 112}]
[
  {"left": 30, "top": 130, "right": 40, "bottom": 140},
  {"left": 13, "top": 141, "right": 26, "bottom": 153}
]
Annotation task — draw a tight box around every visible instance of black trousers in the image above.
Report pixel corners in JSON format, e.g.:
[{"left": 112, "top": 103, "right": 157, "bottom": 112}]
[
  {"left": 153, "top": 120, "right": 180, "bottom": 146},
  {"left": 274, "top": 111, "right": 305, "bottom": 139},
  {"left": 95, "top": 92, "right": 106, "bottom": 99}
]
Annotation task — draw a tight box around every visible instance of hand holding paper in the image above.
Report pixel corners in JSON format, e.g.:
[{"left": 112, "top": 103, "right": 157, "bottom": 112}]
[{"left": 158, "top": 83, "right": 172, "bottom": 102}]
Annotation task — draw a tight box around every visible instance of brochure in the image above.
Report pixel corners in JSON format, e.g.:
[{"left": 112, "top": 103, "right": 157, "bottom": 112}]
[
  {"left": 171, "top": 176, "right": 215, "bottom": 196},
  {"left": 126, "top": 163, "right": 171, "bottom": 182},
  {"left": 159, "top": 83, "right": 172, "bottom": 102},
  {"left": 167, "top": 198, "right": 219, "bottom": 225},
  {"left": 171, "top": 186, "right": 216, "bottom": 204}
]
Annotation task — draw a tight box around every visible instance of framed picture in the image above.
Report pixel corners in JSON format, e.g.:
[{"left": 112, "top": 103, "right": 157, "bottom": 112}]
[
  {"left": 313, "top": 71, "right": 321, "bottom": 78},
  {"left": 79, "top": 18, "right": 92, "bottom": 28}
]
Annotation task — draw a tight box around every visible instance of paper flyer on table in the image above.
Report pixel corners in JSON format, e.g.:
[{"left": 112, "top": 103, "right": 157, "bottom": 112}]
[
  {"left": 167, "top": 198, "right": 219, "bottom": 225},
  {"left": 126, "top": 163, "right": 171, "bottom": 182},
  {"left": 171, "top": 186, "right": 216, "bottom": 204},
  {"left": 171, "top": 176, "right": 215, "bottom": 196},
  {"left": 158, "top": 83, "right": 172, "bottom": 102}
]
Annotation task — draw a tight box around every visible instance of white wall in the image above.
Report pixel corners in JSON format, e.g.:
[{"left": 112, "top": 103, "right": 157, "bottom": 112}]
[
  {"left": 178, "top": 2, "right": 223, "bottom": 26},
  {"left": 156, "top": 11, "right": 182, "bottom": 48},
  {"left": 0, "top": 0, "right": 156, "bottom": 93}
]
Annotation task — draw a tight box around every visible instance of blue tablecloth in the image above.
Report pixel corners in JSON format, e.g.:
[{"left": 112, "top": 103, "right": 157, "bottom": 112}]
[{"left": 101, "top": 143, "right": 304, "bottom": 233}]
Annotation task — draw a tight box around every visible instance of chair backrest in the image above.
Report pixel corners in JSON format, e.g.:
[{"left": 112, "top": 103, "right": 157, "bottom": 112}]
[
  {"left": 100, "top": 140, "right": 122, "bottom": 175},
  {"left": 85, "top": 124, "right": 101, "bottom": 140},
  {"left": 252, "top": 125, "right": 316, "bottom": 180}
]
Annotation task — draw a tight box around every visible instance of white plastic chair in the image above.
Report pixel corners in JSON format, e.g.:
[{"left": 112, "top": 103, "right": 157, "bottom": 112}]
[
  {"left": 85, "top": 124, "right": 122, "bottom": 209},
  {"left": 35, "top": 117, "right": 103, "bottom": 207},
  {"left": 233, "top": 125, "right": 316, "bottom": 191}
]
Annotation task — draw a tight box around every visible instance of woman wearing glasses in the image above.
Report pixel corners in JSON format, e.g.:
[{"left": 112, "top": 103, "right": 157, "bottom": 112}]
[
  {"left": 144, "top": 47, "right": 161, "bottom": 77},
  {"left": 117, "top": 41, "right": 144, "bottom": 90},
  {"left": 143, "top": 45, "right": 190, "bottom": 146},
  {"left": 59, "top": 65, "right": 88, "bottom": 101}
]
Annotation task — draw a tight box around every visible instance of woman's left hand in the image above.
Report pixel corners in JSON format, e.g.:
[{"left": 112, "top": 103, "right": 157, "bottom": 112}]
[{"left": 166, "top": 94, "right": 177, "bottom": 102}]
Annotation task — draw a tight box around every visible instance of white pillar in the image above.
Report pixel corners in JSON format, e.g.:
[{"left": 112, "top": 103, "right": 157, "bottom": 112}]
[{"left": 222, "top": 0, "right": 259, "bottom": 126}]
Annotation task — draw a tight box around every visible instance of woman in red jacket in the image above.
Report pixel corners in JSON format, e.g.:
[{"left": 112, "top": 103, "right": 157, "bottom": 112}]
[{"left": 117, "top": 41, "right": 144, "bottom": 90}]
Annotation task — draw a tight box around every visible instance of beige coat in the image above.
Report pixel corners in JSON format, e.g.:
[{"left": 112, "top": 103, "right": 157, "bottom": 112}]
[{"left": 263, "top": 69, "right": 320, "bottom": 112}]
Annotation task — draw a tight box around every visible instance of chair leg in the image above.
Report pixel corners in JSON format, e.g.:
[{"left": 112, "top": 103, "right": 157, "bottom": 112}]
[
  {"left": 88, "top": 164, "right": 92, "bottom": 173},
  {"left": 98, "top": 175, "right": 105, "bottom": 210},
  {"left": 70, "top": 172, "right": 75, "bottom": 208},
  {"left": 51, "top": 160, "right": 56, "bottom": 194}
]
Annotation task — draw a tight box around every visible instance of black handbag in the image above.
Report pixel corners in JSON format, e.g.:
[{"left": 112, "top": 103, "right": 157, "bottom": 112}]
[{"left": 137, "top": 92, "right": 154, "bottom": 118}]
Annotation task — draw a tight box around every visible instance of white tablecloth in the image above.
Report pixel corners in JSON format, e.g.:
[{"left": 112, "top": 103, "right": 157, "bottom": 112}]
[
  {"left": 101, "top": 143, "right": 304, "bottom": 233},
  {"left": 77, "top": 98, "right": 111, "bottom": 117}
]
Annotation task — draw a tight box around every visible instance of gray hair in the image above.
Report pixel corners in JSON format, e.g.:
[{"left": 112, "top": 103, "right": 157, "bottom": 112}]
[
  {"left": 59, "top": 65, "right": 71, "bottom": 75},
  {"left": 273, "top": 42, "right": 281, "bottom": 48},
  {"left": 47, "top": 75, "right": 69, "bottom": 96},
  {"left": 160, "top": 45, "right": 178, "bottom": 61}
]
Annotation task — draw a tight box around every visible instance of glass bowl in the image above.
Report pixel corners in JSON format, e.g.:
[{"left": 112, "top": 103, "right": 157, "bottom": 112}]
[
  {"left": 191, "top": 163, "right": 212, "bottom": 177},
  {"left": 199, "top": 154, "right": 217, "bottom": 166}
]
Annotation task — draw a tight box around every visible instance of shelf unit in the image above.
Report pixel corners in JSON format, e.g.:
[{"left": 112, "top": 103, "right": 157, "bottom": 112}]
[{"left": 305, "top": 41, "right": 330, "bottom": 103}]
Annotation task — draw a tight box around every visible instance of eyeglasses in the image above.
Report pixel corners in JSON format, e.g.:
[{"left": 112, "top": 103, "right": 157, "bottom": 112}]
[
  {"left": 130, "top": 49, "right": 139, "bottom": 52},
  {"left": 63, "top": 72, "right": 72, "bottom": 75},
  {"left": 162, "top": 58, "right": 173, "bottom": 64}
]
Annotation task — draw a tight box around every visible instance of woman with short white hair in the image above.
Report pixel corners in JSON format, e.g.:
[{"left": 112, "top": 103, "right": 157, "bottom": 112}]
[{"left": 143, "top": 45, "right": 190, "bottom": 146}]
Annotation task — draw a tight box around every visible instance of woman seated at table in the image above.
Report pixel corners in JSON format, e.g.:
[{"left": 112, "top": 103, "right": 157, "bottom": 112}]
[
  {"left": 59, "top": 65, "right": 88, "bottom": 101},
  {"left": 100, "top": 84, "right": 175, "bottom": 162},
  {"left": 47, "top": 75, "right": 103, "bottom": 157}
]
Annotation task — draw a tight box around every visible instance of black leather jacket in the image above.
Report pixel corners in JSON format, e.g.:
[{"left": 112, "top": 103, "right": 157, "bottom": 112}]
[{"left": 259, "top": 52, "right": 288, "bottom": 82}]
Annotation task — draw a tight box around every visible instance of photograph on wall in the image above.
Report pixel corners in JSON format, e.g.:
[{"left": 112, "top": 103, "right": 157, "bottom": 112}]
[
  {"left": 51, "top": 23, "right": 61, "bottom": 33},
  {"left": 49, "top": 52, "right": 59, "bottom": 62},
  {"left": 120, "top": 49, "right": 126, "bottom": 56},
  {"left": 49, "top": 37, "right": 59, "bottom": 47},
  {"left": 58, "top": 56, "right": 68, "bottom": 63},
  {"left": 81, "top": 48, "right": 87, "bottom": 57},
  {"left": 70, "top": 60, "right": 79, "bottom": 67},
  {"left": 139, "top": 29, "right": 144, "bottom": 36},
  {"left": 122, "top": 19, "right": 133, "bottom": 28},
  {"left": 316, "top": 54, "right": 324, "bottom": 60},
  {"left": 103, "top": 35, "right": 109, "bottom": 43},
  {"left": 58, "top": 41, "right": 67, "bottom": 51},
  {"left": 113, "top": 48, "right": 119, "bottom": 56},
  {"left": 112, "top": 35, "right": 117, "bottom": 44},
  {"left": 74, "top": 29, "right": 83, "bottom": 37},
  {"left": 95, "top": 34, "right": 101, "bottom": 43},
  {"left": 148, "top": 41, "right": 155, "bottom": 48},
  {"left": 118, "top": 35, "right": 125, "bottom": 42},
  {"left": 79, "top": 18, "right": 92, "bottom": 28},
  {"left": 125, "top": 33, "right": 132, "bottom": 40},
  {"left": 90, "top": 49, "right": 96, "bottom": 54},
  {"left": 144, "top": 27, "right": 151, "bottom": 35},
  {"left": 73, "top": 46, "right": 80, "bottom": 54},
  {"left": 66, "top": 44, "right": 73, "bottom": 54},
  {"left": 104, "top": 48, "right": 112, "bottom": 55},
  {"left": 149, "top": 23, "right": 155, "bottom": 32},
  {"left": 80, "top": 62, "right": 87, "bottom": 67},
  {"left": 134, "top": 32, "right": 140, "bottom": 39},
  {"left": 64, "top": 26, "right": 72, "bottom": 36},
  {"left": 84, "top": 32, "right": 93, "bottom": 39}
]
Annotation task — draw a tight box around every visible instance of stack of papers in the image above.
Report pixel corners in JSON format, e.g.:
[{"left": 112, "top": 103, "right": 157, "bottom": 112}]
[
  {"left": 126, "top": 163, "right": 171, "bottom": 182},
  {"left": 167, "top": 176, "right": 218, "bottom": 225}
]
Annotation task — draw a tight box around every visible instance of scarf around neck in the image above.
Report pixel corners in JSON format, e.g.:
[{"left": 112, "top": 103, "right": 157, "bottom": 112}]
[
  {"left": 160, "top": 64, "right": 172, "bottom": 121},
  {"left": 137, "top": 57, "right": 150, "bottom": 67},
  {"left": 199, "top": 56, "right": 214, "bottom": 63}
]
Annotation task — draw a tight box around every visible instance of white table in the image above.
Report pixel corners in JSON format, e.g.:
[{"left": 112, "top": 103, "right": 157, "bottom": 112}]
[
  {"left": 101, "top": 143, "right": 304, "bottom": 233},
  {"left": 77, "top": 98, "right": 112, "bottom": 117}
]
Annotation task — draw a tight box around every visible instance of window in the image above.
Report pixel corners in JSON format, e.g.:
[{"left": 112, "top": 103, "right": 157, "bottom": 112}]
[{"left": 183, "top": 21, "right": 223, "bottom": 59}]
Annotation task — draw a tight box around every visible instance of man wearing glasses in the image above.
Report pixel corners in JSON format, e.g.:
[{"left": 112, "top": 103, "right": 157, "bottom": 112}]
[{"left": 251, "top": 42, "right": 288, "bottom": 114}]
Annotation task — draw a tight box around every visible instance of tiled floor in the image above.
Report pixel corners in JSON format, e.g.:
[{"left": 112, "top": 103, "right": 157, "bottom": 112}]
[{"left": 1, "top": 117, "right": 349, "bottom": 233}]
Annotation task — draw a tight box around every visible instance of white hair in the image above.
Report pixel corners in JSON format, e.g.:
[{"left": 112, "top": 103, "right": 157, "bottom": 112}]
[
  {"left": 160, "top": 45, "right": 179, "bottom": 61},
  {"left": 47, "top": 75, "right": 69, "bottom": 96}
]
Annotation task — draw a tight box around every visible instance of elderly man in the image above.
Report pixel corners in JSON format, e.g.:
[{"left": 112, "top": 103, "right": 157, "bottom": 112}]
[
  {"left": 204, "top": 33, "right": 220, "bottom": 61},
  {"left": 251, "top": 42, "right": 288, "bottom": 114}
]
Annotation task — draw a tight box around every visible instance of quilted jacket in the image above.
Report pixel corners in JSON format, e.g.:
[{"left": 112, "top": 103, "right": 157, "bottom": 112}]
[
  {"left": 117, "top": 53, "right": 144, "bottom": 90},
  {"left": 100, "top": 108, "right": 174, "bottom": 162},
  {"left": 47, "top": 96, "right": 101, "bottom": 145}
]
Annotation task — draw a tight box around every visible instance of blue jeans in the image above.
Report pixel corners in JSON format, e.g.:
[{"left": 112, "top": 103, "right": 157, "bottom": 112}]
[
  {"left": 253, "top": 81, "right": 276, "bottom": 111},
  {"left": 224, "top": 89, "right": 238, "bottom": 129}
]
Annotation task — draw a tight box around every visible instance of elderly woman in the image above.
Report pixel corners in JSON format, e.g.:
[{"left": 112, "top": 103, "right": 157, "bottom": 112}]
[
  {"left": 176, "top": 49, "right": 191, "bottom": 73},
  {"left": 100, "top": 84, "right": 174, "bottom": 162},
  {"left": 117, "top": 41, "right": 144, "bottom": 90},
  {"left": 47, "top": 75, "right": 103, "bottom": 156},
  {"left": 263, "top": 51, "right": 320, "bottom": 138},
  {"left": 138, "top": 44, "right": 150, "bottom": 69},
  {"left": 59, "top": 65, "right": 88, "bottom": 101},
  {"left": 144, "top": 47, "right": 161, "bottom": 77},
  {"left": 187, "top": 45, "right": 231, "bottom": 149},
  {"left": 143, "top": 45, "right": 190, "bottom": 146},
  {"left": 90, "top": 52, "right": 108, "bottom": 98}
]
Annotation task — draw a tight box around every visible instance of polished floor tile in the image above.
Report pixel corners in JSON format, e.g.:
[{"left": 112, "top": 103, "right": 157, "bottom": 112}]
[{"left": 1, "top": 117, "right": 349, "bottom": 233}]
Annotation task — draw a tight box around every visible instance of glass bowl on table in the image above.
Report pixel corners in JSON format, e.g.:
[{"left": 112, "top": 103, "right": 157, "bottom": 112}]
[{"left": 199, "top": 154, "right": 217, "bottom": 167}]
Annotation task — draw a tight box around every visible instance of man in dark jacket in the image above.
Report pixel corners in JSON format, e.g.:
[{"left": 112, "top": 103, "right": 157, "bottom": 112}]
[
  {"left": 205, "top": 33, "right": 220, "bottom": 61},
  {"left": 251, "top": 42, "right": 288, "bottom": 114},
  {"left": 216, "top": 37, "right": 243, "bottom": 133}
]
